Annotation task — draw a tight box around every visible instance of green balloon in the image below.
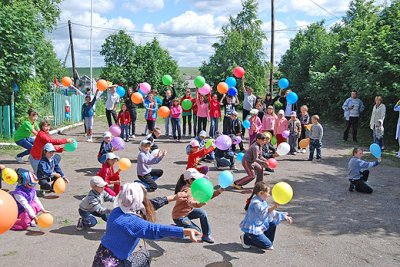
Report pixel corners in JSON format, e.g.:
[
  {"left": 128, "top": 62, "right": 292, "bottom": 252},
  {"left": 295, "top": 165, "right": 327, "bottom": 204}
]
[
  {"left": 205, "top": 139, "right": 214, "bottom": 149},
  {"left": 194, "top": 76, "right": 205, "bottom": 88},
  {"left": 191, "top": 178, "right": 214, "bottom": 203},
  {"left": 162, "top": 75, "right": 173, "bottom": 86},
  {"left": 64, "top": 138, "right": 78, "bottom": 152},
  {"left": 182, "top": 99, "right": 193, "bottom": 110},
  {"left": 271, "top": 136, "right": 277, "bottom": 146}
]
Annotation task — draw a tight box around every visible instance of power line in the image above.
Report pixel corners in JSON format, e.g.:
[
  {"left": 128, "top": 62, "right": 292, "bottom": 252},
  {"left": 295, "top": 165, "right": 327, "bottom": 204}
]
[{"left": 307, "top": 0, "right": 341, "bottom": 19}]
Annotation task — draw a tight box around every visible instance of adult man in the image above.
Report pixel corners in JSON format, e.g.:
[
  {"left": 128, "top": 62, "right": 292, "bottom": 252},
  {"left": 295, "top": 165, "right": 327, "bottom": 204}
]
[
  {"left": 161, "top": 86, "right": 176, "bottom": 137},
  {"left": 342, "top": 90, "right": 365, "bottom": 142},
  {"left": 124, "top": 87, "right": 137, "bottom": 139},
  {"left": 241, "top": 77, "right": 257, "bottom": 136},
  {"left": 105, "top": 85, "right": 120, "bottom": 127}
]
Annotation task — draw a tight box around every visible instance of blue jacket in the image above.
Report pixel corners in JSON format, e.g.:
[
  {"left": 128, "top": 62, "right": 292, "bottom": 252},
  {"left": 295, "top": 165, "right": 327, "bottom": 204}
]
[
  {"left": 348, "top": 157, "right": 379, "bottom": 180},
  {"left": 144, "top": 99, "right": 158, "bottom": 120},
  {"left": 98, "top": 141, "right": 113, "bottom": 158},
  {"left": 37, "top": 156, "right": 64, "bottom": 180},
  {"left": 82, "top": 95, "right": 97, "bottom": 119}
]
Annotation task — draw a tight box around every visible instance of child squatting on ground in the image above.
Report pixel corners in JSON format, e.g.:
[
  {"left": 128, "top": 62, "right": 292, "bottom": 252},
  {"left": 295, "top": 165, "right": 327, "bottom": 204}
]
[
  {"left": 97, "top": 153, "right": 121, "bottom": 196},
  {"left": 98, "top": 131, "right": 114, "bottom": 164}
]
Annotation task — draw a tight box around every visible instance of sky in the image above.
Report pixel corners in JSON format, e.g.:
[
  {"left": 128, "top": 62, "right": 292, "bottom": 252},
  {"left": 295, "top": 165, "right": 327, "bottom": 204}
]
[{"left": 49, "top": 0, "right": 358, "bottom": 68}]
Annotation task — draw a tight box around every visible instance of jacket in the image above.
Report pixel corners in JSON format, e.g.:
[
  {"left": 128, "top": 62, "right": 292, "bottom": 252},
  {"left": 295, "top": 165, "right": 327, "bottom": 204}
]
[
  {"left": 144, "top": 100, "right": 158, "bottom": 120},
  {"left": 79, "top": 189, "right": 115, "bottom": 214},
  {"left": 37, "top": 156, "right": 64, "bottom": 180},
  {"left": 30, "top": 130, "right": 67, "bottom": 160},
  {"left": 170, "top": 105, "right": 182, "bottom": 119},
  {"left": 137, "top": 150, "right": 164, "bottom": 176},
  {"left": 161, "top": 87, "right": 176, "bottom": 108},
  {"left": 186, "top": 146, "right": 215, "bottom": 169},
  {"left": 231, "top": 119, "right": 242, "bottom": 135},
  {"left": 81, "top": 95, "right": 97, "bottom": 118},
  {"left": 117, "top": 110, "right": 131, "bottom": 125}
]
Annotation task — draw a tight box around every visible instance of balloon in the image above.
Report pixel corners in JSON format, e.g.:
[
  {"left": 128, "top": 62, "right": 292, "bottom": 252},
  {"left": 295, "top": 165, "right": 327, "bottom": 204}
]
[
  {"left": 272, "top": 182, "right": 293, "bottom": 205},
  {"left": 305, "top": 124, "right": 312, "bottom": 131},
  {"left": 162, "top": 75, "right": 173, "bottom": 86},
  {"left": 299, "top": 138, "right": 310, "bottom": 149},
  {"left": 53, "top": 178, "right": 66, "bottom": 195},
  {"left": 215, "top": 135, "right": 232, "bottom": 151},
  {"left": 0, "top": 189, "right": 18, "bottom": 234},
  {"left": 217, "top": 82, "right": 229, "bottom": 94},
  {"left": 277, "top": 142, "right": 290, "bottom": 156},
  {"left": 242, "top": 120, "right": 250, "bottom": 129},
  {"left": 158, "top": 106, "right": 170, "bottom": 119},
  {"left": 198, "top": 84, "right": 211, "bottom": 95},
  {"left": 96, "top": 79, "right": 108, "bottom": 91},
  {"left": 233, "top": 66, "right": 245, "bottom": 78},
  {"left": 182, "top": 99, "right": 193, "bottom": 110},
  {"left": 271, "top": 136, "right": 277, "bottom": 146},
  {"left": 140, "top": 82, "right": 151, "bottom": 94},
  {"left": 116, "top": 86, "right": 125, "bottom": 97},
  {"left": 225, "top": 77, "right": 236, "bottom": 88},
  {"left": 2, "top": 168, "right": 18, "bottom": 185},
  {"left": 278, "top": 78, "right": 289, "bottom": 89},
  {"left": 218, "top": 171, "right": 234, "bottom": 189},
  {"left": 228, "top": 87, "right": 238, "bottom": 97},
  {"left": 109, "top": 124, "right": 121, "bottom": 137},
  {"left": 138, "top": 89, "right": 145, "bottom": 96},
  {"left": 118, "top": 158, "right": 132, "bottom": 171},
  {"left": 131, "top": 92, "right": 144, "bottom": 104},
  {"left": 236, "top": 152, "right": 244, "bottom": 162},
  {"left": 111, "top": 137, "right": 125, "bottom": 151},
  {"left": 37, "top": 213, "right": 54, "bottom": 229},
  {"left": 61, "top": 77, "right": 72, "bottom": 87},
  {"left": 369, "top": 143, "right": 381, "bottom": 158},
  {"left": 267, "top": 158, "right": 278, "bottom": 169},
  {"left": 205, "top": 139, "right": 214, "bottom": 149},
  {"left": 286, "top": 92, "right": 298, "bottom": 104},
  {"left": 234, "top": 136, "right": 242, "bottom": 145},
  {"left": 64, "top": 138, "right": 78, "bottom": 152},
  {"left": 194, "top": 76, "right": 206, "bottom": 88},
  {"left": 191, "top": 178, "right": 214, "bottom": 203},
  {"left": 282, "top": 130, "right": 290, "bottom": 139}
]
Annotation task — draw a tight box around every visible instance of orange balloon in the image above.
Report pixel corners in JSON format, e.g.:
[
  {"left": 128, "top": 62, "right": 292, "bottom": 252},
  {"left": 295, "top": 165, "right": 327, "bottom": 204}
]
[
  {"left": 118, "top": 158, "right": 132, "bottom": 171},
  {"left": 53, "top": 178, "right": 66, "bottom": 195},
  {"left": 37, "top": 213, "right": 54, "bottom": 229},
  {"left": 217, "top": 82, "right": 229, "bottom": 94},
  {"left": 158, "top": 106, "right": 170, "bottom": 119},
  {"left": 131, "top": 92, "right": 143, "bottom": 104},
  {"left": 305, "top": 124, "right": 312, "bottom": 131},
  {"left": 96, "top": 79, "right": 109, "bottom": 91},
  {"left": 0, "top": 189, "right": 18, "bottom": 234},
  {"left": 299, "top": 138, "right": 310, "bottom": 149},
  {"left": 61, "top": 77, "right": 72, "bottom": 87}
]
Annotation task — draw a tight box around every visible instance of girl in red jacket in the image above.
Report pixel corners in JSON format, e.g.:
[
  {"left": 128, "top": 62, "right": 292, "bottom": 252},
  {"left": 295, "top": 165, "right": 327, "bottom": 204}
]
[
  {"left": 117, "top": 104, "right": 131, "bottom": 142},
  {"left": 186, "top": 139, "right": 215, "bottom": 175},
  {"left": 96, "top": 152, "right": 121, "bottom": 196},
  {"left": 209, "top": 93, "right": 222, "bottom": 138}
]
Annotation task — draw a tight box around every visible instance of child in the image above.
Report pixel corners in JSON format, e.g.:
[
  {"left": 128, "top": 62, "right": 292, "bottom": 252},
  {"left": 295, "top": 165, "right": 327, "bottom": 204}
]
[
  {"left": 230, "top": 111, "right": 244, "bottom": 152},
  {"left": 192, "top": 96, "right": 198, "bottom": 137},
  {"left": 145, "top": 127, "right": 162, "bottom": 152},
  {"left": 162, "top": 86, "right": 176, "bottom": 137},
  {"left": 170, "top": 98, "right": 183, "bottom": 142},
  {"left": 308, "top": 115, "right": 323, "bottom": 162},
  {"left": 249, "top": 109, "right": 262, "bottom": 145},
  {"left": 186, "top": 130, "right": 206, "bottom": 155},
  {"left": 82, "top": 91, "right": 99, "bottom": 142},
  {"left": 97, "top": 132, "right": 113, "bottom": 164},
  {"left": 10, "top": 168, "right": 49, "bottom": 230},
  {"left": 76, "top": 176, "right": 115, "bottom": 230},
  {"left": 117, "top": 104, "right": 131, "bottom": 142},
  {"left": 172, "top": 168, "right": 223, "bottom": 243},
  {"left": 348, "top": 148, "right": 381, "bottom": 193},
  {"left": 220, "top": 94, "right": 239, "bottom": 135},
  {"left": 196, "top": 90, "right": 210, "bottom": 135},
  {"left": 97, "top": 153, "right": 121, "bottom": 196},
  {"left": 298, "top": 105, "right": 310, "bottom": 153},
  {"left": 240, "top": 181, "right": 292, "bottom": 250},
  {"left": 214, "top": 135, "right": 238, "bottom": 170},
  {"left": 262, "top": 134, "right": 277, "bottom": 173},
  {"left": 209, "top": 93, "right": 222, "bottom": 138},
  {"left": 144, "top": 92, "right": 158, "bottom": 134},
  {"left": 233, "top": 134, "right": 269, "bottom": 190},
  {"left": 256, "top": 100, "right": 264, "bottom": 122},
  {"left": 37, "top": 143, "right": 69, "bottom": 196},
  {"left": 262, "top": 106, "right": 277, "bottom": 135},
  {"left": 187, "top": 139, "right": 215, "bottom": 175},
  {"left": 137, "top": 139, "right": 166, "bottom": 192},
  {"left": 288, "top": 111, "right": 301, "bottom": 155},
  {"left": 181, "top": 89, "right": 194, "bottom": 137},
  {"left": 274, "top": 110, "right": 288, "bottom": 145},
  {"left": 374, "top": 119, "right": 384, "bottom": 149}
]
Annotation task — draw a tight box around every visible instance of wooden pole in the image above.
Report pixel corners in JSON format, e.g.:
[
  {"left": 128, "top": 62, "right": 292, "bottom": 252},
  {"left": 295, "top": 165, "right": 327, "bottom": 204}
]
[
  {"left": 269, "top": 0, "right": 275, "bottom": 95},
  {"left": 68, "top": 20, "right": 78, "bottom": 87}
]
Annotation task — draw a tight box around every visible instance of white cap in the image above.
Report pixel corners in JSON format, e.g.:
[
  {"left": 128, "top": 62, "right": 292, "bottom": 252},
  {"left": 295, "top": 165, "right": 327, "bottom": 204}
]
[
  {"left": 43, "top": 143, "right": 56, "bottom": 152},
  {"left": 199, "top": 131, "right": 207, "bottom": 137},
  {"left": 140, "top": 139, "right": 151, "bottom": 146},
  {"left": 190, "top": 140, "right": 200, "bottom": 147},
  {"left": 250, "top": 109, "right": 259, "bottom": 115},
  {"left": 90, "top": 176, "right": 108, "bottom": 187},
  {"left": 278, "top": 109, "right": 285, "bottom": 115},
  {"left": 183, "top": 168, "right": 204, "bottom": 180},
  {"left": 106, "top": 152, "right": 120, "bottom": 160},
  {"left": 103, "top": 131, "right": 112, "bottom": 138}
]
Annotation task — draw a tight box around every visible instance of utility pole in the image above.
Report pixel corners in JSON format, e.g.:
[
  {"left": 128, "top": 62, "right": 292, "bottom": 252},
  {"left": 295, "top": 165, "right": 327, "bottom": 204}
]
[
  {"left": 90, "top": 0, "right": 93, "bottom": 90},
  {"left": 269, "top": 0, "right": 275, "bottom": 95},
  {"left": 68, "top": 20, "right": 78, "bottom": 87}
]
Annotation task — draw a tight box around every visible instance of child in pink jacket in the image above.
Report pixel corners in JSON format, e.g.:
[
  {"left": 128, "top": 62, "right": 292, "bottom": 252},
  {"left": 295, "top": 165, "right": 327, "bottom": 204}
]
[
  {"left": 249, "top": 109, "right": 262, "bottom": 145},
  {"left": 171, "top": 98, "right": 183, "bottom": 142},
  {"left": 274, "top": 110, "right": 289, "bottom": 145},
  {"left": 262, "top": 105, "right": 277, "bottom": 135}
]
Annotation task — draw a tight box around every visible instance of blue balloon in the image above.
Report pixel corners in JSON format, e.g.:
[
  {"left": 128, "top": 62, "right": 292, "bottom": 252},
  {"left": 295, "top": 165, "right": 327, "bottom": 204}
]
[
  {"left": 236, "top": 152, "right": 244, "bottom": 162},
  {"left": 228, "top": 87, "right": 238, "bottom": 96},
  {"left": 369, "top": 143, "right": 381, "bottom": 158},
  {"left": 225, "top": 77, "right": 237, "bottom": 88},
  {"left": 286, "top": 92, "right": 298, "bottom": 104},
  {"left": 242, "top": 120, "right": 250, "bottom": 129},
  {"left": 116, "top": 86, "right": 125, "bottom": 97},
  {"left": 278, "top": 78, "right": 289, "bottom": 89},
  {"left": 138, "top": 89, "right": 145, "bottom": 96},
  {"left": 218, "top": 170, "right": 234, "bottom": 189}
]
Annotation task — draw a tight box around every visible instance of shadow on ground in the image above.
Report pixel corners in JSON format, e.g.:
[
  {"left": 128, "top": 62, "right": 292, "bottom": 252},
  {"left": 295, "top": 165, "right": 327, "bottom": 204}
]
[{"left": 50, "top": 225, "right": 104, "bottom": 241}]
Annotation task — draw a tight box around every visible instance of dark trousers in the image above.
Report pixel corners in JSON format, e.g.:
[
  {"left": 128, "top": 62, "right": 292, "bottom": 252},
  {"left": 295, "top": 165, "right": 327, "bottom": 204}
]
[
  {"left": 128, "top": 109, "right": 137, "bottom": 136},
  {"left": 242, "top": 109, "right": 250, "bottom": 135},
  {"left": 79, "top": 209, "right": 108, "bottom": 228},
  {"left": 138, "top": 169, "right": 163, "bottom": 191},
  {"left": 309, "top": 139, "right": 322, "bottom": 160},
  {"left": 344, "top": 117, "right": 359, "bottom": 142},
  {"left": 182, "top": 115, "right": 192, "bottom": 136},
  {"left": 171, "top": 118, "right": 181, "bottom": 140},
  {"left": 39, "top": 176, "right": 56, "bottom": 191},
  {"left": 350, "top": 170, "right": 373, "bottom": 193},
  {"left": 106, "top": 109, "right": 118, "bottom": 127},
  {"left": 193, "top": 115, "right": 198, "bottom": 137},
  {"left": 222, "top": 116, "right": 232, "bottom": 135},
  {"left": 232, "top": 141, "right": 244, "bottom": 152},
  {"left": 197, "top": 117, "right": 207, "bottom": 134},
  {"left": 243, "top": 221, "right": 277, "bottom": 249},
  {"left": 146, "top": 120, "right": 156, "bottom": 132}
]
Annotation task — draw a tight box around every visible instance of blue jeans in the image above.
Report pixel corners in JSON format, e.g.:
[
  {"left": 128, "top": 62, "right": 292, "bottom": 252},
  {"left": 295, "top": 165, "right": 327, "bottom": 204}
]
[
  {"left": 79, "top": 209, "right": 109, "bottom": 228},
  {"left": 243, "top": 221, "right": 277, "bottom": 249},
  {"left": 171, "top": 118, "right": 181, "bottom": 140},
  {"left": 373, "top": 128, "right": 384, "bottom": 148},
  {"left": 120, "top": 124, "right": 129, "bottom": 140},
  {"left": 174, "top": 208, "right": 210, "bottom": 236},
  {"left": 288, "top": 133, "right": 298, "bottom": 153},
  {"left": 209, "top": 117, "right": 219, "bottom": 138},
  {"left": 165, "top": 115, "right": 171, "bottom": 136},
  {"left": 16, "top": 137, "right": 35, "bottom": 158},
  {"left": 309, "top": 139, "right": 322, "bottom": 160},
  {"left": 193, "top": 114, "right": 198, "bottom": 137}
]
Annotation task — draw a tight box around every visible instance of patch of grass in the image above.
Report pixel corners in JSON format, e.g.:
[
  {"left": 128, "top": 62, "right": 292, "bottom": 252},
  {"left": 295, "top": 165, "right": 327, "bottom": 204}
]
[
  {"left": 1, "top": 251, "right": 18, "bottom": 257},
  {"left": 61, "top": 219, "right": 72, "bottom": 226}
]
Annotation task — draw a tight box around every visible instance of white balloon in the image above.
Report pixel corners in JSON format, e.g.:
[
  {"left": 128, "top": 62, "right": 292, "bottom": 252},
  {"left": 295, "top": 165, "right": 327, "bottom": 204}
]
[
  {"left": 277, "top": 142, "right": 290, "bottom": 156},
  {"left": 151, "top": 149, "right": 159, "bottom": 157}
]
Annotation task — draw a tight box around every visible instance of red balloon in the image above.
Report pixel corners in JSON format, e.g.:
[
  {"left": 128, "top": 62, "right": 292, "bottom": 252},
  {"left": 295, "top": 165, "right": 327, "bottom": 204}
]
[
  {"left": 233, "top": 66, "right": 245, "bottom": 78},
  {"left": 267, "top": 158, "right": 278, "bottom": 169}
]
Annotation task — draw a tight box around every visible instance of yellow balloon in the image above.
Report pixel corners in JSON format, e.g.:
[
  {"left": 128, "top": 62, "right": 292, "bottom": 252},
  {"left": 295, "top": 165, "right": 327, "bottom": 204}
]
[
  {"left": 272, "top": 182, "right": 293, "bottom": 205},
  {"left": 2, "top": 168, "right": 18, "bottom": 185},
  {"left": 53, "top": 178, "right": 66, "bottom": 195},
  {"left": 118, "top": 158, "right": 132, "bottom": 171},
  {"left": 299, "top": 138, "right": 310, "bottom": 149},
  {"left": 305, "top": 124, "right": 312, "bottom": 131}
]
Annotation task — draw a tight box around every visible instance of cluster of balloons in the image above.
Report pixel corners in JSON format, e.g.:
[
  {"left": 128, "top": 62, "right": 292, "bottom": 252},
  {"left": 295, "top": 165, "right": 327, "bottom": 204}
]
[
  {"left": 64, "top": 138, "right": 78, "bottom": 152},
  {"left": 158, "top": 106, "right": 170, "bottom": 119}
]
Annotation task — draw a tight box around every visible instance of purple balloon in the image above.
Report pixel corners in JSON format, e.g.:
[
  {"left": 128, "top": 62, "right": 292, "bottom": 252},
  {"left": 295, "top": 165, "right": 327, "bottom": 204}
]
[
  {"left": 234, "top": 136, "right": 242, "bottom": 145},
  {"left": 282, "top": 130, "right": 290, "bottom": 139},
  {"left": 111, "top": 137, "right": 125, "bottom": 151},
  {"left": 140, "top": 82, "right": 151, "bottom": 94},
  {"left": 215, "top": 135, "right": 232, "bottom": 151},
  {"left": 198, "top": 83, "right": 211, "bottom": 95},
  {"left": 109, "top": 124, "right": 121, "bottom": 137}
]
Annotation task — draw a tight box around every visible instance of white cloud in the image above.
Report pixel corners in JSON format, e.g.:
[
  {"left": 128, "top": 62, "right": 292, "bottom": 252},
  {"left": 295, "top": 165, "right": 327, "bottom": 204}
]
[
  {"left": 296, "top": 20, "right": 311, "bottom": 28},
  {"left": 278, "top": 0, "right": 350, "bottom": 16},
  {"left": 122, "top": 0, "right": 164, "bottom": 13},
  {"left": 59, "top": 0, "right": 115, "bottom": 15},
  {"left": 262, "top": 20, "right": 293, "bottom": 64}
]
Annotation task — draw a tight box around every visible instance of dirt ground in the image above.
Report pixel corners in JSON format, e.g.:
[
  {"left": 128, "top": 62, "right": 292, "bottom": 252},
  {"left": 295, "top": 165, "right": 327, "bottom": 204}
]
[{"left": 0, "top": 119, "right": 399, "bottom": 267}]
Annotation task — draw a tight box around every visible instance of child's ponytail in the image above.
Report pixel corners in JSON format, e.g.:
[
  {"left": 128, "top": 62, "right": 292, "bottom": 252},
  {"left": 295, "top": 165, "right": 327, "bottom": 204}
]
[{"left": 244, "top": 181, "right": 270, "bottom": 211}]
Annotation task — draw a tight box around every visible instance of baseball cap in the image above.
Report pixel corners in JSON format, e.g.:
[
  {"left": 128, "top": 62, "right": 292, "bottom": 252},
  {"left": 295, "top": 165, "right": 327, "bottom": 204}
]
[
  {"left": 290, "top": 111, "right": 297, "bottom": 116},
  {"left": 250, "top": 109, "right": 259, "bottom": 115},
  {"left": 90, "top": 176, "right": 108, "bottom": 187},
  {"left": 140, "top": 139, "right": 151, "bottom": 146},
  {"left": 231, "top": 111, "right": 238, "bottom": 116},
  {"left": 106, "top": 152, "right": 120, "bottom": 160},
  {"left": 184, "top": 168, "right": 204, "bottom": 180},
  {"left": 43, "top": 143, "right": 56, "bottom": 152},
  {"left": 199, "top": 130, "right": 207, "bottom": 137},
  {"left": 278, "top": 110, "right": 285, "bottom": 115},
  {"left": 190, "top": 140, "right": 200, "bottom": 148},
  {"left": 103, "top": 131, "right": 112, "bottom": 138}
]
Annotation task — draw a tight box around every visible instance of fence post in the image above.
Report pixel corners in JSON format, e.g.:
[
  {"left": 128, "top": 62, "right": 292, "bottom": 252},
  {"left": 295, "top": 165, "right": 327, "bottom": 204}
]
[
  {"left": 3, "top": 105, "right": 11, "bottom": 138},
  {"left": 0, "top": 106, "right": 3, "bottom": 138},
  {"left": 11, "top": 91, "right": 15, "bottom": 134}
]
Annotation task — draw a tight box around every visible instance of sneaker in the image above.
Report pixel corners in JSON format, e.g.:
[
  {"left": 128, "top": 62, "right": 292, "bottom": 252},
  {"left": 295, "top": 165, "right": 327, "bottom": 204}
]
[
  {"left": 301, "top": 149, "right": 306, "bottom": 154},
  {"left": 36, "top": 190, "right": 45, "bottom": 197},
  {"left": 266, "top": 245, "right": 274, "bottom": 250},
  {"left": 76, "top": 218, "right": 84, "bottom": 231},
  {"left": 232, "top": 183, "right": 243, "bottom": 190},
  {"left": 349, "top": 184, "right": 355, "bottom": 192},
  {"left": 88, "top": 137, "right": 93, "bottom": 142},
  {"left": 15, "top": 156, "right": 24, "bottom": 163},
  {"left": 307, "top": 158, "right": 313, "bottom": 161},
  {"left": 131, "top": 135, "right": 136, "bottom": 139},
  {"left": 201, "top": 235, "right": 215, "bottom": 244},
  {"left": 30, "top": 220, "right": 37, "bottom": 227},
  {"left": 240, "top": 234, "right": 251, "bottom": 249},
  {"left": 265, "top": 167, "right": 275, "bottom": 173}
]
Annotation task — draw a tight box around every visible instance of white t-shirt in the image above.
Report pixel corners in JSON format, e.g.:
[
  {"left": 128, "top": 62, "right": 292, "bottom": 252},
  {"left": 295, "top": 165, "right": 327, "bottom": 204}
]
[{"left": 106, "top": 91, "right": 120, "bottom": 110}]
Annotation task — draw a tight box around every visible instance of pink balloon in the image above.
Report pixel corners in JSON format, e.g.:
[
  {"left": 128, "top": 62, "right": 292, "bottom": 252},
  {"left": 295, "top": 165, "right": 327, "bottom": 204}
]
[
  {"left": 267, "top": 158, "right": 278, "bottom": 169},
  {"left": 234, "top": 136, "right": 242, "bottom": 145},
  {"left": 215, "top": 135, "right": 232, "bottom": 151},
  {"left": 282, "top": 130, "right": 290, "bottom": 139},
  {"left": 140, "top": 82, "right": 151, "bottom": 94},
  {"left": 233, "top": 66, "right": 245, "bottom": 78},
  {"left": 198, "top": 84, "right": 211, "bottom": 95},
  {"left": 111, "top": 137, "right": 125, "bottom": 151},
  {"left": 109, "top": 124, "right": 121, "bottom": 137}
]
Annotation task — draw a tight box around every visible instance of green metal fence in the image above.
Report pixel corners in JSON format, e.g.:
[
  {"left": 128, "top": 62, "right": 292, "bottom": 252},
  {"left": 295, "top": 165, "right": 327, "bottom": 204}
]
[
  {"left": 0, "top": 105, "right": 13, "bottom": 139},
  {"left": 52, "top": 92, "right": 85, "bottom": 127}
]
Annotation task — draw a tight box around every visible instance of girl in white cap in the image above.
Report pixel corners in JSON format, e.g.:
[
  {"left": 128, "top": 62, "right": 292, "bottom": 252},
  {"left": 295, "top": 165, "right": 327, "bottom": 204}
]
[{"left": 249, "top": 109, "right": 262, "bottom": 145}]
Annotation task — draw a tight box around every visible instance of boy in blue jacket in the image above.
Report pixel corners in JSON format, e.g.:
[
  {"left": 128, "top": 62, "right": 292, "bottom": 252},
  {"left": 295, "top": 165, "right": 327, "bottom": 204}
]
[{"left": 82, "top": 91, "right": 99, "bottom": 142}]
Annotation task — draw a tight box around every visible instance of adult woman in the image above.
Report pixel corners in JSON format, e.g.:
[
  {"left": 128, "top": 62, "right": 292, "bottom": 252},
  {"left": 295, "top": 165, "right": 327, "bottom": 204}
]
[
  {"left": 196, "top": 90, "right": 209, "bottom": 135},
  {"left": 124, "top": 88, "right": 137, "bottom": 139},
  {"left": 394, "top": 100, "right": 400, "bottom": 158},
  {"left": 14, "top": 109, "right": 40, "bottom": 163},
  {"left": 369, "top": 96, "right": 386, "bottom": 147},
  {"left": 92, "top": 183, "right": 199, "bottom": 266},
  {"left": 181, "top": 89, "right": 193, "bottom": 137},
  {"left": 263, "top": 93, "right": 279, "bottom": 112}
]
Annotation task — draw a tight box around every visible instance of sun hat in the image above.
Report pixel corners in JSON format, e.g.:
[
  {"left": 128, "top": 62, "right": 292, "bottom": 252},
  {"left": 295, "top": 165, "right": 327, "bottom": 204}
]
[
  {"left": 184, "top": 168, "right": 204, "bottom": 180},
  {"left": 105, "top": 152, "right": 120, "bottom": 160},
  {"left": 199, "top": 131, "right": 207, "bottom": 137},
  {"left": 90, "top": 176, "right": 107, "bottom": 188},
  {"left": 190, "top": 140, "right": 200, "bottom": 148},
  {"left": 103, "top": 131, "right": 112, "bottom": 138}
]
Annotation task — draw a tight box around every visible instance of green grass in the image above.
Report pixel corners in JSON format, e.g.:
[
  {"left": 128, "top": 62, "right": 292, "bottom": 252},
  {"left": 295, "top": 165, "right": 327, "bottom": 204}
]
[
  {"left": 1, "top": 251, "right": 18, "bottom": 257},
  {"left": 179, "top": 67, "right": 200, "bottom": 76}
]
